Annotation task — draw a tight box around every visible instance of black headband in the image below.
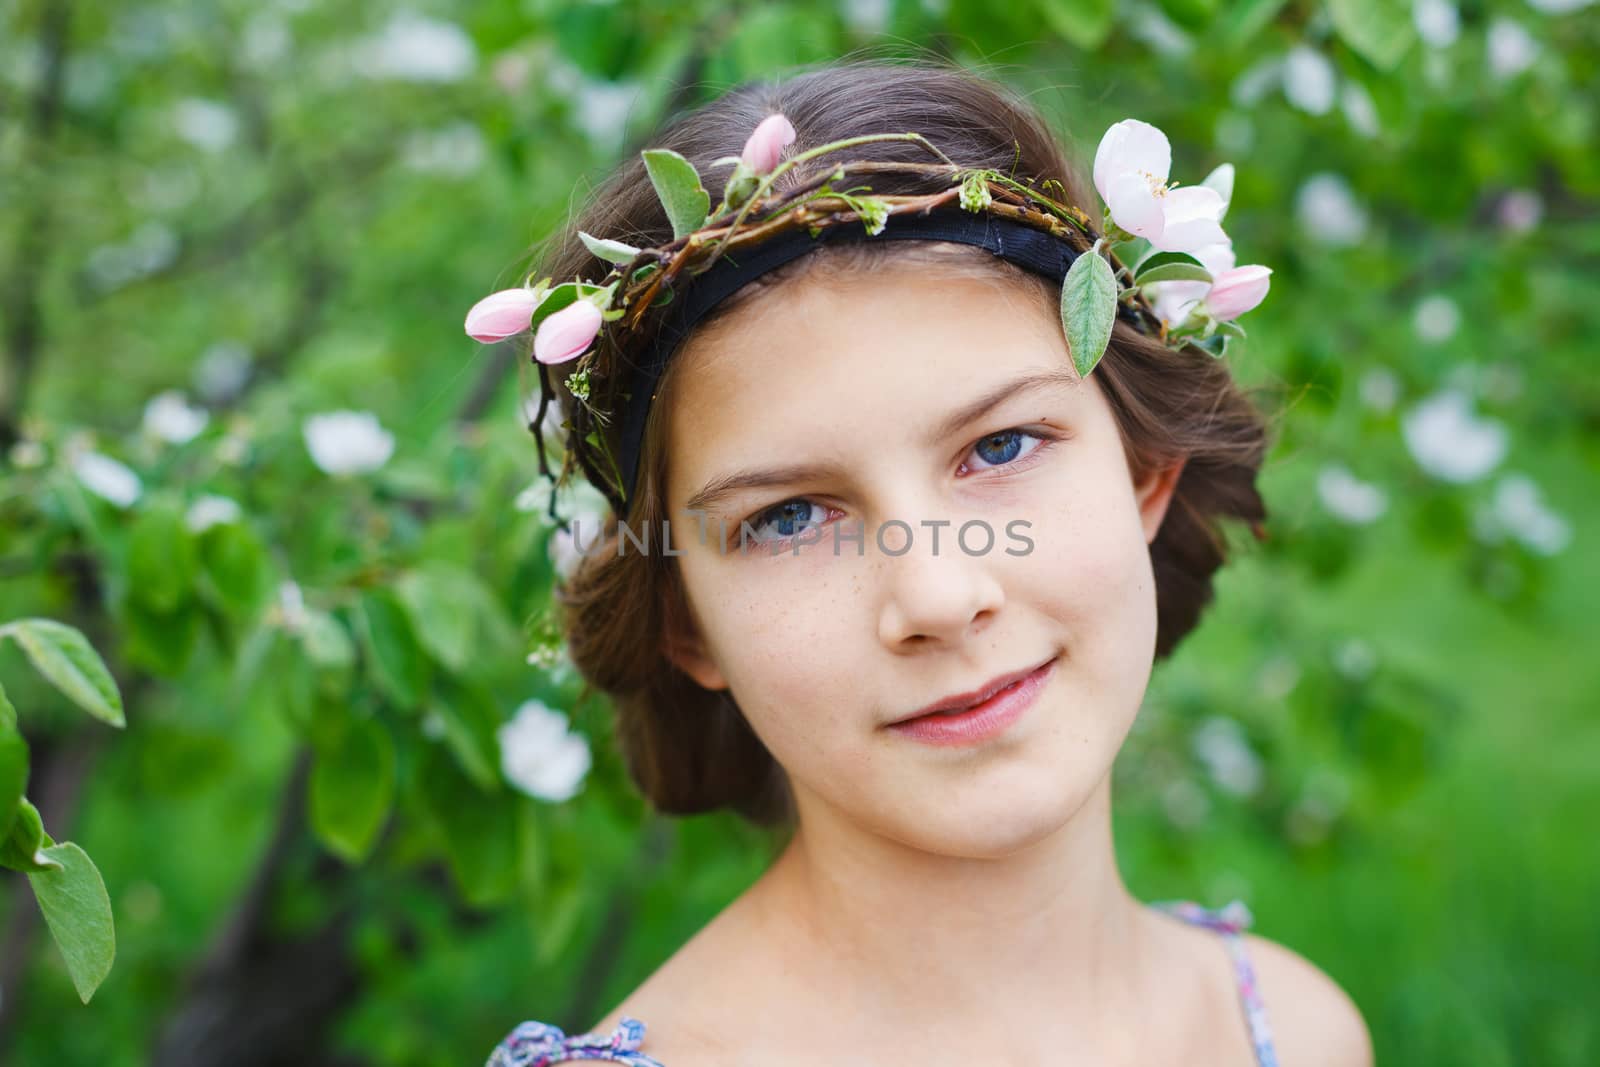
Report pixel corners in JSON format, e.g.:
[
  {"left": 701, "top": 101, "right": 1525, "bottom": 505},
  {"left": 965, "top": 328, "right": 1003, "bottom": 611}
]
[{"left": 616, "top": 209, "right": 1130, "bottom": 505}]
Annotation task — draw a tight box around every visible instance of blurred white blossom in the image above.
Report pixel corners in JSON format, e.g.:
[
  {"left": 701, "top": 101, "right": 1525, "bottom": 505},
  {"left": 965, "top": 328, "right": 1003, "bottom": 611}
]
[
  {"left": 402, "top": 121, "right": 487, "bottom": 176},
  {"left": 1402, "top": 388, "right": 1508, "bottom": 483},
  {"left": 355, "top": 13, "right": 475, "bottom": 82},
  {"left": 276, "top": 580, "right": 307, "bottom": 632},
  {"left": 1127, "top": 3, "right": 1193, "bottom": 57},
  {"left": 1283, "top": 45, "right": 1337, "bottom": 115},
  {"left": 302, "top": 410, "right": 394, "bottom": 476},
  {"left": 1230, "top": 56, "right": 1283, "bottom": 108},
  {"left": 1295, "top": 172, "right": 1368, "bottom": 246},
  {"left": 142, "top": 389, "right": 209, "bottom": 444},
  {"left": 840, "top": 0, "right": 893, "bottom": 35},
  {"left": 1496, "top": 188, "right": 1543, "bottom": 234},
  {"left": 497, "top": 699, "right": 592, "bottom": 802},
  {"left": 1413, "top": 0, "right": 1461, "bottom": 48},
  {"left": 1412, "top": 294, "right": 1461, "bottom": 344},
  {"left": 1474, "top": 473, "right": 1572, "bottom": 556},
  {"left": 1487, "top": 18, "right": 1539, "bottom": 79},
  {"left": 72, "top": 450, "right": 142, "bottom": 507},
  {"left": 8, "top": 439, "right": 47, "bottom": 469},
  {"left": 193, "top": 341, "right": 253, "bottom": 403},
  {"left": 242, "top": 14, "right": 291, "bottom": 67},
  {"left": 540, "top": 52, "right": 644, "bottom": 154},
  {"left": 1317, "top": 463, "right": 1389, "bottom": 524},
  {"left": 1525, "top": 0, "right": 1594, "bottom": 11},
  {"left": 1340, "top": 80, "right": 1380, "bottom": 138},
  {"left": 185, "top": 494, "right": 242, "bottom": 533},
  {"left": 1332, "top": 637, "right": 1378, "bottom": 681},
  {"left": 1192, "top": 716, "right": 1263, "bottom": 797},
  {"left": 172, "top": 98, "right": 238, "bottom": 152},
  {"left": 1359, "top": 366, "right": 1401, "bottom": 412},
  {"left": 1162, "top": 777, "right": 1211, "bottom": 830},
  {"left": 85, "top": 221, "right": 179, "bottom": 291}
]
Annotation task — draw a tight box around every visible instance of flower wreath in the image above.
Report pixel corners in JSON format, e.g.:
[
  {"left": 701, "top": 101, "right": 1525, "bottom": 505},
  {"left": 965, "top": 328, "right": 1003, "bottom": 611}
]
[{"left": 465, "top": 114, "right": 1271, "bottom": 525}]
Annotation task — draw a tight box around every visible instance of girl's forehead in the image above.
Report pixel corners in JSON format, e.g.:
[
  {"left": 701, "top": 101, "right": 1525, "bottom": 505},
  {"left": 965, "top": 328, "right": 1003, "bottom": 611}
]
[{"left": 663, "top": 270, "right": 1091, "bottom": 486}]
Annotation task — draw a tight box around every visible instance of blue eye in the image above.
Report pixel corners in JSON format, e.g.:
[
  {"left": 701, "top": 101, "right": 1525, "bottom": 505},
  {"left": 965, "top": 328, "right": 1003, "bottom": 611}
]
[
  {"left": 733, "top": 425, "right": 1059, "bottom": 554},
  {"left": 741, "top": 499, "right": 830, "bottom": 548}
]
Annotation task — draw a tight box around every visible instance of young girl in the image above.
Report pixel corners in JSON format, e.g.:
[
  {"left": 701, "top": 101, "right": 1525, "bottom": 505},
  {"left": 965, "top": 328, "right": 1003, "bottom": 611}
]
[{"left": 470, "top": 56, "right": 1373, "bottom": 1067}]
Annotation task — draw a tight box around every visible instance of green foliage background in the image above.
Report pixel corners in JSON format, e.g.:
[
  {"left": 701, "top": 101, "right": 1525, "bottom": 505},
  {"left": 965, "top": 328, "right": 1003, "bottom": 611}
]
[{"left": 1, "top": 0, "right": 1595, "bottom": 1064}]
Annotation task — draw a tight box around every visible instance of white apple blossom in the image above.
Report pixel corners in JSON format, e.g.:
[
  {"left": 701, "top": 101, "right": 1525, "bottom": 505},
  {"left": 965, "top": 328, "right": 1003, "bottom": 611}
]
[
  {"left": 355, "top": 13, "right": 476, "bottom": 83},
  {"left": 142, "top": 389, "right": 209, "bottom": 444},
  {"left": 1413, "top": 0, "right": 1461, "bottom": 48},
  {"left": 72, "top": 450, "right": 142, "bottom": 508},
  {"left": 172, "top": 98, "right": 238, "bottom": 152},
  {"left": 1316, "top": 463, "right": 1389, "bottom": 525},
  {"left": 1092, "top": 119, "right": 1228, "bottom": 254},
  {"left": 1473, "top": 473, "right": 1572, "bottom": 555},
  {"left": 1340, "top": 81, "right": 1381, "bottom": 138},
  {"left": 1496, "top": 189, "right": 1543, "bottom": 234},
  {"left": 1282, "top": 45, "right": 1337, "bottom": 115},
  {"left": 302, "top": 410, "right": 395, "bottom": 476},
  {"left": 1401, "top": 388, "right": 1508, "bottom": 483},
  {"left": 1358, "top": 366, "right": 1401, "bottom": 413},
  {"left": 185, "top": 494, "right": 242, "bottom": 533},
  {"left": 497, "top": 698, "right": 592, "bottom": 802},
  {"left": 1294, "top": 172, "right": 1369, "bottom": 246},
  {"left": 1192, "top": 716, "right": 1263, "bottom": 797},
  {"left": 1412, "top": 295, "right": 1461, "bottom": 344},
  {"left": 1487, "top": 18, "right": 1539, "bottom": 79}
]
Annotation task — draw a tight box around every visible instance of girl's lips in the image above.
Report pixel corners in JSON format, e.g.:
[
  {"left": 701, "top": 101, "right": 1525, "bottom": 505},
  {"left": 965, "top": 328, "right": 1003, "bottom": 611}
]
[{"left": 886, "top": 656, "right": 1057, "bottom": 747}]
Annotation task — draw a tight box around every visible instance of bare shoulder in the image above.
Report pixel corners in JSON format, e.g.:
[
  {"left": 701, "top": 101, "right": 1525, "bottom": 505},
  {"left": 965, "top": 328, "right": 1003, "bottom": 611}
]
[{"left": 1242, "top": 932, "right": 1374, "bottom": 1067}]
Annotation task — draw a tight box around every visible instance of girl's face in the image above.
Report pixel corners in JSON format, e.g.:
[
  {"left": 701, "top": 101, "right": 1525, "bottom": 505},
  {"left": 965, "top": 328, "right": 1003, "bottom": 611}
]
[{"left": 661, "top": 263, "right": 1184, "bottom": 858}]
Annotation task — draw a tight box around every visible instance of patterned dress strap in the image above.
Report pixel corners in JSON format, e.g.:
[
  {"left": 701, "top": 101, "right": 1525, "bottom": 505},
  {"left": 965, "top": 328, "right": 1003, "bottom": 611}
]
[
  {"left": 486, "top": 1016, "right": 667, "bottom": 1067},
  {"left": 1150, "top": 899, "right": 1280, "bottom": 1067}
]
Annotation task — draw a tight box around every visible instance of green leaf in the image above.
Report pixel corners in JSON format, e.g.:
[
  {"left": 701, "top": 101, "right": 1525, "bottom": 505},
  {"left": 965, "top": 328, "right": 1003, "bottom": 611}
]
[
  {"left": 1061, "top": 246, "right": 1118, "bottom": 378},
  {"left": 1134, "top": 259, "right": 1215, "bottom": 286},
  {"left": 1, "top": 797, "right": 58, "bottom": 872},
  {"left": 0, "top": 619, "right": 124, "bottom": 728},
  {"left": 197, "top": 522, "right": 270, "bottom": 621},
  {"left": 127, "top": 498, "right": 198, "bottom": 614},
  {"left": 310, "top": 716, "right": 397, "bottom": 863},
  {"left": 1217, "top": 0, "right": 1289, "bottom": 45},
  {"left": 641, "top": 148, "right": 710, "bottom": 239},
  {"left": 0, "top": 689, "right": 27, "bottom": 843},
  {"left": 393, "top": 565, "right": 478, "bottom": 673},
  {"left": 121, "top": 597, "right": 200, "bottom": 679},
  {"left": 578, "top": 231, "right": 642, "bottom": 265},
  {"left": 354, "top": 589, "right": 430, "bottom": 710},
  {"left": 1032, "top": 0, "right": 1115, "bottom": 50},
  {"left": 299, "top": 609, "right": 356, "bottom": 670},
  {"left": 428, "top": 682, "right": 503, "bottom": 790},
  {"left": 1154, "top": 0, "right": 1217, "bottom": 31},
  {"left": 414, "top": 743, "right": 517, "bottom": 908},
  {"left": 27, "top": 842, "right": 116, "bottom": 1003},
  {"left": 1327, "top": 0, "right": 1416, "bottom": 71}
]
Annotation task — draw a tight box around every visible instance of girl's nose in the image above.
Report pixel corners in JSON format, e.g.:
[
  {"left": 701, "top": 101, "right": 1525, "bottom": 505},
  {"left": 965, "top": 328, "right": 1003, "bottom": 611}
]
[{"left": 875, "top": 521, "right": 1007, "bottom": 649}]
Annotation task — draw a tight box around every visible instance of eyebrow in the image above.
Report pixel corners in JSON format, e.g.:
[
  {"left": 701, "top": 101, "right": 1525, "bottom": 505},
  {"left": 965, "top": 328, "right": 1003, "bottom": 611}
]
[{"left": 683, "top": 368, "right": 1081, "bottom": 515}]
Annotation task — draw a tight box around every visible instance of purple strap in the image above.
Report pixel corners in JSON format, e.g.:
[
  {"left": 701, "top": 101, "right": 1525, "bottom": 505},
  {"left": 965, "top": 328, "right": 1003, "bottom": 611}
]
[
  {"left": 485, "top": 1017, "right": 665, "bottom": 1067},
  {"left": 1151, "top": 898, "right": 1281, "bottom": 1067}
]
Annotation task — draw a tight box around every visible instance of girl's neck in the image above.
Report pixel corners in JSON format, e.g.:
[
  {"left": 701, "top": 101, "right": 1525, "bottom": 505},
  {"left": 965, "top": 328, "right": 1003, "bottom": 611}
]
[{"left": 743, "top": 775, "right": 1161, "bottom": 1047}]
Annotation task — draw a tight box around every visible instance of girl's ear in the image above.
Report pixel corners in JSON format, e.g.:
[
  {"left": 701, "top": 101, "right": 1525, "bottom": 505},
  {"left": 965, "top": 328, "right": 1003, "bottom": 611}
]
[
  {"left": 1134, "top": 458, "right": 1187, "bottom": 545},
  {"left": 662, "top": 612, "right": 729, "bottom": 692}
]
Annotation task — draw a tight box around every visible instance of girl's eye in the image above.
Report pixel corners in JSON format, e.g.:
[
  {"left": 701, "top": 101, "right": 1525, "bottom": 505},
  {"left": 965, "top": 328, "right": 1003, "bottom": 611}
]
[
  {"left": 738, "top": 499, "right": 834, "bottom": 551},
  {"left": 733, "top": 426, "right": 1058, "bottom": 554},
  {"left": 959, "top": 428, "right": 1050, "bottom": 474}
]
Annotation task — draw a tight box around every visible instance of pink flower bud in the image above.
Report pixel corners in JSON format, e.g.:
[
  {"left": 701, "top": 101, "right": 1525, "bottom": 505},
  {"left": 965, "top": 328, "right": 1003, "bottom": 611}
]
[
  {"left": 1205, "top": 265, "right": 1273, "bottom": 321},
  {"left": 741, "top": 114, "right": 796, "bottom": 176},
  {"left": 465, "top": 288, "right": 542, "bottom": 343},
  {"left": 533, "top": 300, "right": 605, "bottom": 365}
]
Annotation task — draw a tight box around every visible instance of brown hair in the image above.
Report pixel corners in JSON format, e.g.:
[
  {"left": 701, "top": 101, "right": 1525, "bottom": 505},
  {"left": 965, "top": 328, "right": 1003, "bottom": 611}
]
[{"left": 522, "top": 54, "right": 1278, "bottom": 829}]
